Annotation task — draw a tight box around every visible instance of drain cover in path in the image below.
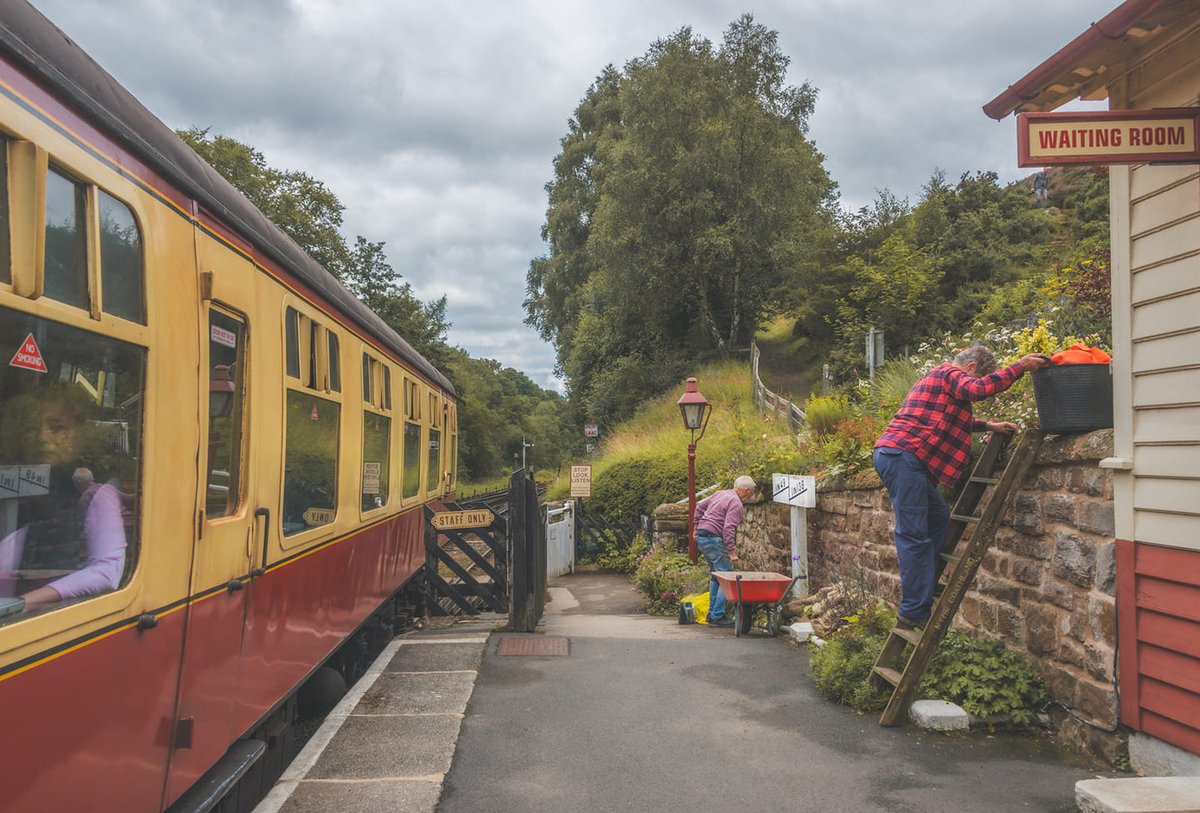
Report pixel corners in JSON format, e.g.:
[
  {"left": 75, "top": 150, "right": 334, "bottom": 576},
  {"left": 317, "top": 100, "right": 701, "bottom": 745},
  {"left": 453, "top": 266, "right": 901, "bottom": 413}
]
[{"left": 496, "top": 635, "right": 569, "bottom": 656}]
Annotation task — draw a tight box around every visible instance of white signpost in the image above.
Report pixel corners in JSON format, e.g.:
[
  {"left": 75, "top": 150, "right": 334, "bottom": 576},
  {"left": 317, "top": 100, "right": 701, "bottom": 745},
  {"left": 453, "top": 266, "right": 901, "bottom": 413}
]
[{"left": 772, "top": 473, "right": 815, "bottom": 596}]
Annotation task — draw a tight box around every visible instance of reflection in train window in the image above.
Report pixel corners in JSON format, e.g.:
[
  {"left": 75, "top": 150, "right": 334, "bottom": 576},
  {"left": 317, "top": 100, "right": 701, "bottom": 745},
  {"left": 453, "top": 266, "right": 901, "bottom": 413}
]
[
  {"left": 205, "top": 309, "right": 246, "bottom": 518},
  {"left": 0, "top": 307, "right": 144, "bottom": 625},
  {"left": 402, "top": 421, "right": 421, "bottom": 499},
  {"left": 362, "top": 412, "right": 390, "bottom": 511},
  {"left": 98, "top": 191, "right": 145, "bottom": 324},
  {"left": 427, "top": 427, "right": 441, "bottom": 493},
  {"left": 44, "top": 167, "right": 87, "bottom": 309},
  {"left": 282, "top": 391, "right": 339, "bottom": 535}
]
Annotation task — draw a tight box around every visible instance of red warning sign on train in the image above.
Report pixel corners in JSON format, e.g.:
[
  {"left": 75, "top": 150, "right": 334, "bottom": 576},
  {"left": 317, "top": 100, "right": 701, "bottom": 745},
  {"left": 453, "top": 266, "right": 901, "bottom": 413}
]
[{"left": 9, "top": 334, "right": 48, "bottom": 373}]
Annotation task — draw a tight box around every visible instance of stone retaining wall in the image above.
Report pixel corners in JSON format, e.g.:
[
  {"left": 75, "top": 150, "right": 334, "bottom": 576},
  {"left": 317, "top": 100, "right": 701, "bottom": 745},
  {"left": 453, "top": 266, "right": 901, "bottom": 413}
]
[{"left": 653, "top": 429, "right": 1121, "bottom": 761}]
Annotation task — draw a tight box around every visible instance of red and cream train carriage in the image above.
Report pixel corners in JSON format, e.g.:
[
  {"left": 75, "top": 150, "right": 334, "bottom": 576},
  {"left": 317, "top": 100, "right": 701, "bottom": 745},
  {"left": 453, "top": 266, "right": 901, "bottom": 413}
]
[{"left": 0, "top": 2, "right": 457, "bottom": 810}]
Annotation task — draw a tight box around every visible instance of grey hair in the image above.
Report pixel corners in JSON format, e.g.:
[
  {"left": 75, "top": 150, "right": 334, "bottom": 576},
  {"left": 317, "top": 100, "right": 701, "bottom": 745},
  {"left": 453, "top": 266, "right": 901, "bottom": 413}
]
[
  {"left": 953, "top": 345, "right": 997, "bottom": 376},
  {"left": 734, "top": 475, "right": 756, "bottom": 491}
]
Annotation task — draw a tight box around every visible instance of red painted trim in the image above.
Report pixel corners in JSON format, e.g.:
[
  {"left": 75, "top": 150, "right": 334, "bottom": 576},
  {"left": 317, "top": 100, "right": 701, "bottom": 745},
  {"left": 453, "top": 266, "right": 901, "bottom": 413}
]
[
  {"left": 983, "top": 0, "right": 1167, "bottom": 120},
  {"left": 1140, "top": 677, "right": 1200, "bottom": 730},
  {"left": 1134, "top": 542, "right": 1200, "bottom": 587},
  {"left": 1116, "top": 538, "right": 1140, "bottom": 727},
  {"left": 1138, "top": 577, "right": 1200, "bottom": 623},
  {"left": 1140, "top": 644, "right": 1200, "bottom": 694},
  {"left": 1139, "top": 610, "right": 1200, "bottom": 659},
  {"left": 1142, "top": 710, "right": 1200, "bottom": 756}
]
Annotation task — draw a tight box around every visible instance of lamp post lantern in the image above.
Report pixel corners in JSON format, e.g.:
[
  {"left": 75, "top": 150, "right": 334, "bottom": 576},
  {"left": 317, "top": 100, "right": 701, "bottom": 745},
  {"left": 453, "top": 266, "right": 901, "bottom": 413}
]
[{"left": 677, "top": 377, "right": 711, "bottom": 563}]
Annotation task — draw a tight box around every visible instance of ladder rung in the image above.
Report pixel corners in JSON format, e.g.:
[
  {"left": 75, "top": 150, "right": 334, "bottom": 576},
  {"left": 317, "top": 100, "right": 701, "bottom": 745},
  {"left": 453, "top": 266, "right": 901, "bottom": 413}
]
[
  {"left": 872, "top": 666, "right": 902, "bottom": 686},
  {"left": 892, "top": 627, "right": 922, "bottom": 645},
  {"left": 940, "top": 552, "right": 960, "bottom": 564},
  {"left": 969, "top": 476, "right": 999, "bottom": 485},
  {"left": 950, "top": 513, "right": 979, "bottom": 523}
]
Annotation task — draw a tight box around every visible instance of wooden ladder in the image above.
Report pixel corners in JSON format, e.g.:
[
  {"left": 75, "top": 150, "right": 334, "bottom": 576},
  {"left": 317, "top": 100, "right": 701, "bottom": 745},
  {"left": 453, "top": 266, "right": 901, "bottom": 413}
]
[{"left": 870, "top": 429, "right": 1045, "bottom": 726}]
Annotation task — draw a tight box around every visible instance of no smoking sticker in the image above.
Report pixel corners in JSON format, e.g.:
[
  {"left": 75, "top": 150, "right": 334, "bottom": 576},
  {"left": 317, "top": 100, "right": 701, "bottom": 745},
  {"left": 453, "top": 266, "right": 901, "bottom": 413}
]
[{"left": 9, "top": 334, "right": 48, "bottom": 373}]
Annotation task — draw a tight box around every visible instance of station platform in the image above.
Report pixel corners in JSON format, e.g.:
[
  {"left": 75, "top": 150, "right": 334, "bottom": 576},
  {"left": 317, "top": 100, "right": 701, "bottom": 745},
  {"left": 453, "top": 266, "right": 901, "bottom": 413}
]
[
  {"left": 256, "top": 573, "right": 1114, "bottom": 812},
  {"left": 254, "top": 617, "right": 501, "bottom": 813}
]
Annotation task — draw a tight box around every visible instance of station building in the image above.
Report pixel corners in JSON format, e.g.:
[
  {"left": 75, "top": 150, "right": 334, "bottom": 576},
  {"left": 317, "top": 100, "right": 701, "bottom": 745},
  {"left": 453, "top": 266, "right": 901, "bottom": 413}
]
[{"left": 985, "top": 0, "right": 1199, "bottom": 771}]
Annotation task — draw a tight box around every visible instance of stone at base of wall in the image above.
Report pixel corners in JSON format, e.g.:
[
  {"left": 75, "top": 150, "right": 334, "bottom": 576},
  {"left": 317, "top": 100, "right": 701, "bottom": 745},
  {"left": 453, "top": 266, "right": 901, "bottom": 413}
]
[
  {"left": 909, "top": 699, "right": 970, "bottom": 731},
  {"left": 1053, "top": 710, "right": 1127, "bottom": 768},
  {"left": 1130, "top": 733, "right": 1200, "bottom": 777}
]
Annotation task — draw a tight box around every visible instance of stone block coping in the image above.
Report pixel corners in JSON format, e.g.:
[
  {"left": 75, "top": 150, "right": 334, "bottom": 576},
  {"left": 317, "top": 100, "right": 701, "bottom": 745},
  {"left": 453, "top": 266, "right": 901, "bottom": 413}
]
[{"left": 1075, "top": 777, "right": 1200, "bottom": 813}]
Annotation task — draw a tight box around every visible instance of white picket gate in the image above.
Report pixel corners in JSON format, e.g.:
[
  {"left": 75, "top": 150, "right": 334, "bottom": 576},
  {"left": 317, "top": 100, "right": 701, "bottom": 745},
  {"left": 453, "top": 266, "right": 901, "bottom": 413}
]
[{"left": 545, "top": 500, "right": 575, "bottom": 578}]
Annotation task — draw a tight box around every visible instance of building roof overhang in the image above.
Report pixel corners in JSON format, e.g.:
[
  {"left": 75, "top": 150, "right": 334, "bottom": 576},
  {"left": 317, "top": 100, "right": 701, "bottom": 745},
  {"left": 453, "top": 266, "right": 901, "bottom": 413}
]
[{"left": 983, "top": 0, "right": 1199, "bottom": 120}]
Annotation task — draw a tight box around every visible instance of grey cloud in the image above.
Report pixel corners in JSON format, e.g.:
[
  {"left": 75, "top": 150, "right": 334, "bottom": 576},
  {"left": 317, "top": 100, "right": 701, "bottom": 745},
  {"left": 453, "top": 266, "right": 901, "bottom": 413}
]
[{"left": 29, "top": 0, "right": 1107, "bottom": 389}]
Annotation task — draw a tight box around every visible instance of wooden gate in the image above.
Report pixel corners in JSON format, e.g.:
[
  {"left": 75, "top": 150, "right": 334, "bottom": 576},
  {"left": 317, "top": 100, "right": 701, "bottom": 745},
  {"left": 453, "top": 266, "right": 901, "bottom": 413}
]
[
  {"left": 574, "top": 500, "right": 641, "bottom": 562},
  {"left": 423, "top": 502, "right": 508, "bottom": 616}
]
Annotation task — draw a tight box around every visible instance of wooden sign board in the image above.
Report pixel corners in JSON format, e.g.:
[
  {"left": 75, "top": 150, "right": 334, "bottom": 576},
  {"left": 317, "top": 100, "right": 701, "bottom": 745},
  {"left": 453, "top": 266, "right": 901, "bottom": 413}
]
[
  {"left": 430, "top": 508, "right": 495, "bottom": 531},
  {"left": 303, "top": 507, "right": 336, "bottom": 526},
  {"left": 1017, "top": 109, "right": 1200, "bottom": 167},
  {"left": 569, "top": 464, "right": 592, "bottom": 498}
]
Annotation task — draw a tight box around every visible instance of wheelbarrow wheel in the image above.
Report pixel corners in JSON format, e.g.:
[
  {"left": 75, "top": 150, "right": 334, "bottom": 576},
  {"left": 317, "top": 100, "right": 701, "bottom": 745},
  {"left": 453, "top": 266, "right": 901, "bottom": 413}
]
[
  {"left": 766, "top": 606, "right": 781, "bottom": 637},
  {"left": 736, "top": 604, "right": 754, "bottom": 636}
]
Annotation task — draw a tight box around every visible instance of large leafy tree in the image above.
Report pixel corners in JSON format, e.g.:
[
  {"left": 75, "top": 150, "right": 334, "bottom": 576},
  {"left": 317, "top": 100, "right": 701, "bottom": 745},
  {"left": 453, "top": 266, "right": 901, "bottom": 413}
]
[
  {"left": 179, "top": 128, "right": 449, "bottom": 365},
  {"left": 526, "top": 15, "right": 835, "bottom": 424}
]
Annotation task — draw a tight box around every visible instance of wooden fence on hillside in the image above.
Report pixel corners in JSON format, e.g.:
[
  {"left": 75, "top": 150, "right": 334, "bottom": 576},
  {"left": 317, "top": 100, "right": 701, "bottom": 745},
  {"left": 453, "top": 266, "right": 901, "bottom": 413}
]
[{"left": 751, "top": 341, "right": 806, "bottom": 434}]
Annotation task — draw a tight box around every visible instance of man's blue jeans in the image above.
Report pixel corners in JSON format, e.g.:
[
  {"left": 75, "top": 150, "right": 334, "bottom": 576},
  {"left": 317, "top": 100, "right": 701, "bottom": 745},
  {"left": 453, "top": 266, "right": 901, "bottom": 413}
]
[
  {"left": 696, "top": 531, "right": 732, "bottom": 620},
  {"left": 873, "top": 447, "right": 950, "bottom": 624}
]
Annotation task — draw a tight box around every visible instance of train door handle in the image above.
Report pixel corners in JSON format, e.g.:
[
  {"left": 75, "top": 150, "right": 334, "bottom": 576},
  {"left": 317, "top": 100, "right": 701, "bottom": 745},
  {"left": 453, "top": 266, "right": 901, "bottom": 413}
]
[{"left": 250, "top": 507, "right": 270, "bottom": 577}]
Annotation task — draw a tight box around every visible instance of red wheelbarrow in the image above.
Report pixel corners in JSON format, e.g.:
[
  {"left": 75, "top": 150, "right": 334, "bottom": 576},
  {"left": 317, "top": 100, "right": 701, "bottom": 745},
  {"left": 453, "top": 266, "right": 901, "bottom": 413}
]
[{"left": 712, "top": 571, "right": 801, "bottom": 637}]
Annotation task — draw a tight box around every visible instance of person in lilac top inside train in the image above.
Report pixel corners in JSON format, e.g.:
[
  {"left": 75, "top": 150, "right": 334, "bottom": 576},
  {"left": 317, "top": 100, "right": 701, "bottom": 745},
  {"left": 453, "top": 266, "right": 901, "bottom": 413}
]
[
  {"left": 0, "top": 387, "right": 127, "bottom": 616},
  {"left": 693, "top": 475, "right": 757, "bottom": 627}
]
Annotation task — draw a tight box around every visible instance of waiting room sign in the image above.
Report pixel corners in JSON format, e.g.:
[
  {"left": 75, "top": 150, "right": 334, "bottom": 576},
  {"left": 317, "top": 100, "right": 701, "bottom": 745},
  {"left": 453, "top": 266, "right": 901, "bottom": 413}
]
[{"left": 1017, "top": 109, "right": 1200, "bottom": 167}]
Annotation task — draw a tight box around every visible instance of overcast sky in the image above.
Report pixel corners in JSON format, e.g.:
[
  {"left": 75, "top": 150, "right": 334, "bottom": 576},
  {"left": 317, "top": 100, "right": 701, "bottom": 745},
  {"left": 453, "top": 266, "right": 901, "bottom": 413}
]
[{"left": 29, "top": 0, "right": 1109, "bottom": 390}]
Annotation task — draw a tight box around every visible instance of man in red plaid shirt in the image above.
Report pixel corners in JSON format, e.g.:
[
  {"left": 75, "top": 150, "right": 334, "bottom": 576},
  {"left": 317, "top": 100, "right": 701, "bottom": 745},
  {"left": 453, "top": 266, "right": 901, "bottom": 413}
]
[{"left": 874, "top": 345, "right": 1049, "bottom": 629}]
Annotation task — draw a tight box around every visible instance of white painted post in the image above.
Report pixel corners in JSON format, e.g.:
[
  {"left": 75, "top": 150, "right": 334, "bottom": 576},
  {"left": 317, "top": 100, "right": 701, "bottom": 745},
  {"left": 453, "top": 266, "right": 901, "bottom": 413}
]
[{"left": 791, "top": 505, "right": 808, "bottom": 597}]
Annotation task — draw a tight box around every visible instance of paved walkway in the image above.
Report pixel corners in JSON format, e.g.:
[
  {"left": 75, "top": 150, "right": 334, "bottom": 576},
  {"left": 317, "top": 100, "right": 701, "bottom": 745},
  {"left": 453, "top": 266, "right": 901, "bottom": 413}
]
[{"left": 258, "top": 572, "right": 1110, "bottom": 812}]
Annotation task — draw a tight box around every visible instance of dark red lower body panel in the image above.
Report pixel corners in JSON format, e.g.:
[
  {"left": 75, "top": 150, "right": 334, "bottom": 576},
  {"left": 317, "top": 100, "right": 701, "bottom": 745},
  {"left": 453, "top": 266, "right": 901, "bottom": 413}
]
[{"left": 1, "top": 511, "right": 424, "bottom": 813}]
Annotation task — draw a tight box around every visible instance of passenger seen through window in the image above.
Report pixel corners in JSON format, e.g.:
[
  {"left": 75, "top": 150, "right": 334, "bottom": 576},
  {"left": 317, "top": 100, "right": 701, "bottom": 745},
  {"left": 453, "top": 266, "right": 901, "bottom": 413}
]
[{"left": 0, "top": 309, "right": 144, "bottom": 623}]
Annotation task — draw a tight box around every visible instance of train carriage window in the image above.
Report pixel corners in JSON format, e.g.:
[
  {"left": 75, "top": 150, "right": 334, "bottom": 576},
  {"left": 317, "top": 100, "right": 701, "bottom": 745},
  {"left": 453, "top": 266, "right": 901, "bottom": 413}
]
[
  {"left": 44, "top": 167, "right": 88, "bottom": 309},
  {"left": 361, "top": 353, "right": 391, "bottom": 511},
  {"left": 98, "top": 191, "right": 144, "bottom": 324},
  {"left": 282, "top": 391, "right": 339, "bottom": 535},
  {"left": 205, "top": 309, "right": 246, "bottom": 518},
  {"left": 427, "top": 426, "right": 441, "bottom": 493},
  {"left": 0, "top": 136, "right": 10, "bottom": 285},
  {"left": 285, "top": 308, "right": 300, "bottom": 379},
  {"left": 327, "top": 332, "right": 340, "bottom": 393},
  {"left": 402, "top": 421, "right": 421, "bottom": 500},
  {"left": 362, "top": 411, "right": 390, "bottom": 511},
  {"left": 0, "top": 306, "right": 144, "bottom": 625}
]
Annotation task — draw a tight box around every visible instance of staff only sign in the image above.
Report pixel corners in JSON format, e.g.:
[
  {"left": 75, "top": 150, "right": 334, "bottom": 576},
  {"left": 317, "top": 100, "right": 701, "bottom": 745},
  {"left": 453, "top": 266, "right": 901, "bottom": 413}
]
[{"left": 1017, "top": 109, "right": 1200, "bottom": 167}]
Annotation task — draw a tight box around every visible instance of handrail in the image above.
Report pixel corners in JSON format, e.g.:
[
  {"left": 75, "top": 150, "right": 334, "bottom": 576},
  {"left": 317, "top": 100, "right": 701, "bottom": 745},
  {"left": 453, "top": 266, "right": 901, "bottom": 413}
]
[{"left": 751, "top": 341, "right": 806, "bottom": 433}]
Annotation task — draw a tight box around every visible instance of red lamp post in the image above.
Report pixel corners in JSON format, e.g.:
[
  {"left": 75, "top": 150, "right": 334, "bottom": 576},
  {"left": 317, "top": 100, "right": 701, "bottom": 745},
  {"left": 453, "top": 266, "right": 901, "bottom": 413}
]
[{"left": 677, "top": 377, "right": 711, "bottom": 563}]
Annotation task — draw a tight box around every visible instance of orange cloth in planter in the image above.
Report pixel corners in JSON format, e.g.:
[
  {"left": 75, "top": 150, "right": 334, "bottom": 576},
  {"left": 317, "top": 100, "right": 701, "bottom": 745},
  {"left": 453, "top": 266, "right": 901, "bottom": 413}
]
[{"left": 1051, "top": 343, "right": 1111, "bottom": 364}]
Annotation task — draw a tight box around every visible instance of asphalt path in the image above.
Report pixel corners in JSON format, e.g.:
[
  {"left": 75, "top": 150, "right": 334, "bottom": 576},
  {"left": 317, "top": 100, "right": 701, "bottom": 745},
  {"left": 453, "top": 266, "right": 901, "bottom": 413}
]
[{"left": 438, "top": 573, "right": 1102, "bottom": 813}]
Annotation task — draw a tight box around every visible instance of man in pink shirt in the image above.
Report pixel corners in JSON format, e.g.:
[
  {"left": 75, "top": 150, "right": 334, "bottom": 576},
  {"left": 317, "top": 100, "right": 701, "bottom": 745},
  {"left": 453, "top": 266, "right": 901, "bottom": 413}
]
[{"left": 693, "top": 475, "right": 757, "bottom": 626}]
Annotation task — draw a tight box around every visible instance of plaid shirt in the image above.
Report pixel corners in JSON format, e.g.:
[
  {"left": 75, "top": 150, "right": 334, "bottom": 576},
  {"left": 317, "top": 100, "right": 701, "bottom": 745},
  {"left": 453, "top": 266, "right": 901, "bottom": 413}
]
[{"left": 875, "top": 362, "right": 1024, "bottom": 488}]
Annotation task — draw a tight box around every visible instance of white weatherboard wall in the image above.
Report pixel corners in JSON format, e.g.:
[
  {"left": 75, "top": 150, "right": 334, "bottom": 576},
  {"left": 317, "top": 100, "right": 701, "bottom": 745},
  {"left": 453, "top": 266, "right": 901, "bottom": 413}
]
[{"left": 1109, "top": 30, "right": 1200, "bottom": 553}]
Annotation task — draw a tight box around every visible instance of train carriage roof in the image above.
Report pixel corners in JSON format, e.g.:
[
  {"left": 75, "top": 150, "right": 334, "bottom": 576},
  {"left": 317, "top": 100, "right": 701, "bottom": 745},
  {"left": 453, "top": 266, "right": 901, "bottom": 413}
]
[{"left": 0, "top": 0, "right": 455, "bottom": 395}]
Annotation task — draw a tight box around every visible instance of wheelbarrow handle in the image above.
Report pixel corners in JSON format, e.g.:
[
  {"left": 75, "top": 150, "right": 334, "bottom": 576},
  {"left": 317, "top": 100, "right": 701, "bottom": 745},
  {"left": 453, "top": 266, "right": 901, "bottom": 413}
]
[{"left": 775, "top": 575, "right": 804, "bottom": 610}]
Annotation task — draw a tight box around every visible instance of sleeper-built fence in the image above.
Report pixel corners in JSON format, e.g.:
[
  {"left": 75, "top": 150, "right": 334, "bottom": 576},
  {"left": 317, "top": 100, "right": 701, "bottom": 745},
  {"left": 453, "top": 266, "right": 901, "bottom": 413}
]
[{"left": 751, "top": 341, "right": 806, "bottom": 433}]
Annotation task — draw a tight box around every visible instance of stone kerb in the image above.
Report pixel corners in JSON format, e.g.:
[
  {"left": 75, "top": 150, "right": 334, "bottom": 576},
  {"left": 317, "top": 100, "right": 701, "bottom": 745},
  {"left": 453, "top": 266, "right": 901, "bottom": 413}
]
[{"left": 654, "top": 429, "right": 1120, "bottom": 762}]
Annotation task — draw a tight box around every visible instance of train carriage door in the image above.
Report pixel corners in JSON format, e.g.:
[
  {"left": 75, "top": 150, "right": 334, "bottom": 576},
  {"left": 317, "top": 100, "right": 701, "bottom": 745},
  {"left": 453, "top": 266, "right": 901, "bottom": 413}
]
[{"left": 165, "top": 239, "right": 261, "bottom": 806}]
